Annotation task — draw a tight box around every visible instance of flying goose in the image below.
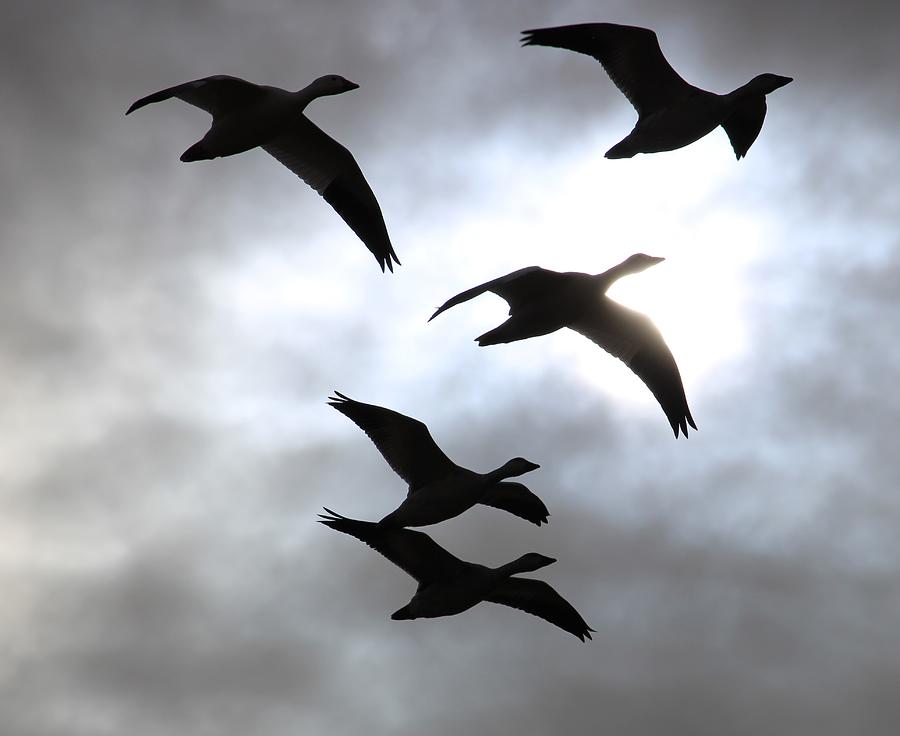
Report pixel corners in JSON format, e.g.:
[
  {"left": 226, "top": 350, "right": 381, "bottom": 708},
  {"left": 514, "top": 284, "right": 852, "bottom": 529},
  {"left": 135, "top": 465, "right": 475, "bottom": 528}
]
[
  {"left": 329, "top": 392, "right": 548, "bottom": 526},
  {"left": 126, "top": 74, "right": 400, "bottom": 271},
  {"left": 319, "top": 508, "right": 593, "bottom": 641},
  {"left": 429, "top": 254, "right": 696, "bottom": 437},
  {"left": 521, "top": 23, "right": 792, "bottom": 159}
]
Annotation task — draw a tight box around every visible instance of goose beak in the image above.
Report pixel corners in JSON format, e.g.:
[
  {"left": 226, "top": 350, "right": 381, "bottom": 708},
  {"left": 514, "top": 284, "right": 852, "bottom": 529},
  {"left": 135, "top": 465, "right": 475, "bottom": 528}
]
[
  {"left": 650, "top": 256, "right": 665, "bottom": 265},
  {"left": 773, "top": 75, "right": 793, "bottom": 90},
  {"left": 346, "top": 80, "right": 360, "bottom": 91}
]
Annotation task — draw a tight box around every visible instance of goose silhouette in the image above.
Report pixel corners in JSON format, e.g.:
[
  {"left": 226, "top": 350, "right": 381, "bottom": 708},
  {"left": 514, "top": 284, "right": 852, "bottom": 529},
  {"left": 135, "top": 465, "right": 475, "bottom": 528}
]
[
  {"left": 319, "top": 508, "right": 593, "bottom": 641},
  {"left": 329, "top": 392, "right": 548, "bottom": 526},
  {"left": 521, "top": 23, "right": 792, "bottom": 159},
  {"left": 430, "top": 254, "right": 696, "bottom": 438},
  {"left": 126, "top": 74, "right": 400, "bottom": 271}
]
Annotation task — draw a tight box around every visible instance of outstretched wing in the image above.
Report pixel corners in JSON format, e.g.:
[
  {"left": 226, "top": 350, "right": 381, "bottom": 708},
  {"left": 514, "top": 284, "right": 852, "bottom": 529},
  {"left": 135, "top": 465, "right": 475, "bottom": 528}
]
[
  {"left": 126, "top": 75, "right": 265, "bottom": 118},
  {"left": 479, "top": 481, "right": 550, "bottom": 526},
  {"left": 521, "top": 23, "right": 694, "bottom": 118},
  {"left": 569, "top": 299, "right": 696, "bottom": 437},
  {"left": 429, "top": 267, "right": 567, "bottom": 321},
  {"left": 328, "top": 392, "right": 457, "bottom": 490},
  {"left": 721, "top": 96, "right": 767, "bottom": 159},
  {"left": 263, "top": 116, "right": 399, "bottom": 272},
  {"left": 318, "top": 509, "right": 464, "bottom": 583},
  {"left": 485, "top": 577, "right": 594, "bottom": 641}
]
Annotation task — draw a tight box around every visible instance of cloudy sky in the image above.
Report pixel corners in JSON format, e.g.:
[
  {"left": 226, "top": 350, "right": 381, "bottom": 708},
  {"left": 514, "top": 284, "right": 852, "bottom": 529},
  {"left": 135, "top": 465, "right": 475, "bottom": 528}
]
[{"left": 3, "top": 1, "right": 900, "bottom": 734}]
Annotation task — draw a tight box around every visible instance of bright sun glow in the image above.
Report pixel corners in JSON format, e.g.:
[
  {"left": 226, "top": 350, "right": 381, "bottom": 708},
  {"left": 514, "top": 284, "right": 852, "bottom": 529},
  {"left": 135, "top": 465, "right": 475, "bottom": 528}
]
[
  {"left": 218, "top": 127, "right": 772, "bottom": 425},
  {"left": 465, "top": 129, "right": 772, "bottom": 406}
]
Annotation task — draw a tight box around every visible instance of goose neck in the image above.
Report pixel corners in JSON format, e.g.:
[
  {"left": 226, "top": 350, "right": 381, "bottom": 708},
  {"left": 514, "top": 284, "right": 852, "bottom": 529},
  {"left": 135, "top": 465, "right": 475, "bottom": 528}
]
[
  {"left": 494, "top": 555, "right": 532, "bottom": 579},
  {"left": 292, "top": 85, "right": 323, "bottom": 110},
  {"left": 483, "top": 467, "right": 510, "bottom": 484}
]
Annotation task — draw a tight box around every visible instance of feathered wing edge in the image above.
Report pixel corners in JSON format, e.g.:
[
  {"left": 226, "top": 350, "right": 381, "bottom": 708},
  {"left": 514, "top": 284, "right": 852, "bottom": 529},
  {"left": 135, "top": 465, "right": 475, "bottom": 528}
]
[
  {"left": 262, "top": 118, "right": 400, "bottom": 272},
  {"left": 486, "top": 577, "right": 594, "bottom": 642},
  {"left": 429, "top": 267, "right": 554, "bottom": 322},
  {"left": 721, "top": 95, "right": 767, "bottom": 159},
  {"left": 327, "top": 391, "right": 456, "bottom": 489},
  {"left": 318, "top": 508, "right": 464, "bottom": 582},
  {"left": 126, "top": 75, "right": 264, "bottom": 117},
  {"left": 479, "top": 481, "right": 550, "bottom": 526},
  {"left": 569, "top": 299, "right": 697, "bottom": 438},
  {"left": 520, "top": 23, "right": 694, "bottom": 119}
]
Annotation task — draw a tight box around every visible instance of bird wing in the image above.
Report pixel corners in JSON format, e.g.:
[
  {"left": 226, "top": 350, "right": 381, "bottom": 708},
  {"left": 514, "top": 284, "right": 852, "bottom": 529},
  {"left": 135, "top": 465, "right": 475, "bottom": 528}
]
[
  {"left": 721, "top": 96, "right": 767, "bottom": 160},
  {"left": 318, "top": 508, "right": 464, "bottom": 583},
  {"left": 479, "top": 482, "right": 550, "bottom": 526},
  {"left": 262, "top": 116, "right": 399, "bottom": 272},
  {"left": 126, "top": 75, "right": 265, "bottom": 118},
  {"left": 569, "top": 299, "right": 696, "bottom": 437},
  {"left": 485, "top": 577, "right": 594, "bottom": 641},
  {"left": 328, "top": 392, "right": 457, "bottom": 491},
  {"left": 429, "top": 267, "right": 566, "bottom": 321},
  {"left": 521, "top": 23, "right": 694, "bottom": 119}
]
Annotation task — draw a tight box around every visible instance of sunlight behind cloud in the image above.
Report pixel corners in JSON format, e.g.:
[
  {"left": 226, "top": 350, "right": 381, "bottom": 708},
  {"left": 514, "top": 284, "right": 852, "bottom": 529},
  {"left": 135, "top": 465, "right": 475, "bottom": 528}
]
[
  {"left": 222, "top": 246, "right": 359, "bottom": 321},
  {"left": 432, "top": 130, "right": 771, "bottom": 406},
  {"left": 203, "top": 123, "right": 773, "bottom": 446},
  {"left": 607, "top": 206, "right": 767, "bottom": 391}
]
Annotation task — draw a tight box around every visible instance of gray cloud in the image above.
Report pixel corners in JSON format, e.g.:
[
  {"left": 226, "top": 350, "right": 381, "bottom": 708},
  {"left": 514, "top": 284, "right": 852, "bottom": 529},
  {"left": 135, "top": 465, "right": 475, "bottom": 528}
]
[{"left": 3, "top": 1, "right": 900, "bottom": 735}]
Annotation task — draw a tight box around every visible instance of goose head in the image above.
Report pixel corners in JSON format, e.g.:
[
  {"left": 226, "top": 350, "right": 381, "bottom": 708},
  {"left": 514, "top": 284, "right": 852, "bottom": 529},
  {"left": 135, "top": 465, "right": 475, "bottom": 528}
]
[
  {"left": 498, "top": 457, "right": 541, "bottom": 478},
  {"left": 748, "top": 73, "right": 793, "bottom": 95},
  {"left": 510, "top": 552, "right": 557, "bottom": 574},
  {"left": 306, "top": 74, "right": 360, "bottom": 97},
  {"left": 595, "top": 253, "right": 664, "bottom": 289},
  {"left": 619, "top": 253, "right": 665, "bottom": 274}
]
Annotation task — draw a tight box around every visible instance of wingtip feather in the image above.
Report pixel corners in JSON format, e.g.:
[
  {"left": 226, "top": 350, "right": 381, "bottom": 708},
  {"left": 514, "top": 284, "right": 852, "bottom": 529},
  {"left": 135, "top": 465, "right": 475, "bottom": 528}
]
[
  {"left": 327, "top": 390, "right": 352, "bottom": 407},
  {"left": 318, "top": 508, "right": 338, "bottom": 524},
  {"left": 376, "top": 247, "right": 401, "bottom": 273}
]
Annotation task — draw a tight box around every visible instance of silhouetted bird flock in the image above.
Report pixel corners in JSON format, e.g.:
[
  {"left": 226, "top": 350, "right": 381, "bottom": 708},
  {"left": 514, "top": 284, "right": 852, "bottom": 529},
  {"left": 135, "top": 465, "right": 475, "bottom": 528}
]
[{"left": 128, "top": 22, "right": 791, "bottom": 641}]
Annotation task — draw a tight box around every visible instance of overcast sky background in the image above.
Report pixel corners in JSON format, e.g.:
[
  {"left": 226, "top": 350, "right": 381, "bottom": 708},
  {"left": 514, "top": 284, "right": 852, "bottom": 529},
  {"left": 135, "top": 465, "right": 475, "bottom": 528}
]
[{"left": 3, "top": 1, "right": 900, "bottom": 734}]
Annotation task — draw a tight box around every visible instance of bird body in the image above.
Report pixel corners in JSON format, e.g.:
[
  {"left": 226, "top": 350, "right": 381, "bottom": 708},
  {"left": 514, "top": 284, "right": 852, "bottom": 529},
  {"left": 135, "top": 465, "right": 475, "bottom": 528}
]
[
  {"left": 395, "top": 562, "right": 499, "bottom": 619},
  {"left": 126, "top": 74, "right": 400, "bottom": 271},
  {"left": 328, "top": 392, "right": 547, "bottom": 526},
  {"left": 607, "top": 89, "right": 722, "bottom": 158},
  {"left": 180, "top": 86, "right": 302, "bottom": 159},
  {"left": 382, "top": 468, "right": 483, "bottom": 527},
  {"left": 380, "top": 462, "right": 528, "bottom": 528},
  {"left": 521, "top": 23, "right": 792, "bottom": 159},
  {"left": 429, "top": 255, "right": 697, "bottom": 438},
  {"left": 319, "top": 509, "right": 593, "bottom": 640}
]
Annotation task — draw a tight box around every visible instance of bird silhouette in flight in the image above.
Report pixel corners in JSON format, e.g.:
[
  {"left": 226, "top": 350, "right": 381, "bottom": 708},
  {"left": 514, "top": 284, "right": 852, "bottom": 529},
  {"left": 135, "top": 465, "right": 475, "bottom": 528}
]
[
  {"left": 319, "top": 508, "right": 593, "bottom": 640},
  {"left": 329, "top": 392, "right": 548, "bottom": 526},
  {"left": 127, "top": 74, "right": 400, "bottom": 271},
  {"left": 521, "top": 23, "right": 792, "bottom": 159},
  {"left": 430, "top": 254, "right": 696, "bottom": 438}
]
